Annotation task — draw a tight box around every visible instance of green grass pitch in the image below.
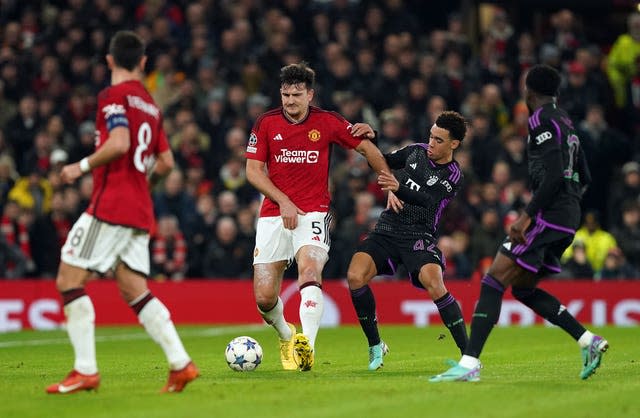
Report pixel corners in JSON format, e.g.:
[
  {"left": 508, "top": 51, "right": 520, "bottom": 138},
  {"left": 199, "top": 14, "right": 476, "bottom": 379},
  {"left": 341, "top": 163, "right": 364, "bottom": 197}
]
[{"left": 0, "top": 325, "right": 638, "bottom": 418}]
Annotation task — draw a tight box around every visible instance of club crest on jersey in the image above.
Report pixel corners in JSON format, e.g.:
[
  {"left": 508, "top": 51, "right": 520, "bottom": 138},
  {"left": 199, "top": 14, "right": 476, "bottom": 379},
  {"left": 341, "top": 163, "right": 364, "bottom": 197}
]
[
  {"left": 427, "top": 175, "right": 438, "bottom": 186},
  {"left": 247, "top": 132, "right": 258, "bottom": 153},
  {"left": 308, "top": 129, "right": 321, "bottom": 142}
]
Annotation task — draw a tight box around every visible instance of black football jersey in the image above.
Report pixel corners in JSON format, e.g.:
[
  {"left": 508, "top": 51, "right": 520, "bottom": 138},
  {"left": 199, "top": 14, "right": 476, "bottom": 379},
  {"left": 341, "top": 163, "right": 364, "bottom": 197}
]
[
  {"left": 374, "top": 144, "right": 463, "bottom": 238},
  {"left": 525, "top": 103, "right": 591, "bottom": 229}
]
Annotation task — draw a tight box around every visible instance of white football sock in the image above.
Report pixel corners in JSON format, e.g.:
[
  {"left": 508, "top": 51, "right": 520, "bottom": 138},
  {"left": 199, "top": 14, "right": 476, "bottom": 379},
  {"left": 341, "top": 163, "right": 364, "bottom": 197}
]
[
  {"left": 65, "top": 295, "right": 98, "bottom": 375},
  {"left": 258, "top": 297, "right": 292, "bottom": 340},
  {"left": 299, "top": 286, "right": 323, "bottom": 349},
  {"left": 459, "top": 355, "right": 480, "bottom": 369},
  {"left": 138, "top": 297, "right": 190, "bottom": 370},
  {"left": 578, "top": 330, "right": 595, "bottom": 348}
]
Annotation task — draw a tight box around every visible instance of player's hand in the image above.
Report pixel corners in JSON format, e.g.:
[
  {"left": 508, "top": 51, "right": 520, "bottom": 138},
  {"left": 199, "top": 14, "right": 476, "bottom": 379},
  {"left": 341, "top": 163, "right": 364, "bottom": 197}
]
[
  {"left": 60, "top": 162, "right": 83, "bottom": 184},
  {"left": 508, "top": 213, "right": 531, "bottom": 245},
  {"left": 280, "top": 200, "right": 306, "bottom": 230},
  {"left": 386, "top": 191, "right": 403, "bottom": 213},
  {"left": 350, "top": 123, "right": 375, "bottom": 139},
  {"left": 377, "top": 170, "right": 399, "bottom": 192}
]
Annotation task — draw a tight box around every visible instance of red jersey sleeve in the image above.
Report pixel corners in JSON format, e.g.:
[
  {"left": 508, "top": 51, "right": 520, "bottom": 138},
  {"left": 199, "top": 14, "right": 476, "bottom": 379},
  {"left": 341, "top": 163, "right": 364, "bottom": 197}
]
[
  {"left": 246, "top": 115, "right": 269, "bottom": 162},
  {"left": 327, "top": 111, "right": 363, "bottom": 149}
]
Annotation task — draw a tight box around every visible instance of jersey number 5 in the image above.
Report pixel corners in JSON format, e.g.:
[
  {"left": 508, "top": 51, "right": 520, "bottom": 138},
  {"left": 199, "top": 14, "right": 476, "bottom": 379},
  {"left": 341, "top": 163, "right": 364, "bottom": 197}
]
[{"left": 133, "top": 122, "right": 153, "bottom": 173}]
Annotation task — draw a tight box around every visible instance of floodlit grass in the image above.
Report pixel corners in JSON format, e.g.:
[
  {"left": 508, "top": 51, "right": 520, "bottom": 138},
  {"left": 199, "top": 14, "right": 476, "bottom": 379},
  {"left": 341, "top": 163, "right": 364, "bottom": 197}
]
[{"left": 0, "top": 325, "right": 637, "bottom": 418}]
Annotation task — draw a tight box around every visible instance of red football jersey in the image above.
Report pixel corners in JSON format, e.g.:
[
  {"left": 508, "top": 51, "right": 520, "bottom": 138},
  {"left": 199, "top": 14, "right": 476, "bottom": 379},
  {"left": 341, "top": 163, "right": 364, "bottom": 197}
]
[
  {"left": 246, "top": 106, "right": 363, "bottom": 217},
  {"left": 87, "top": 80, "right": 169, "bottom": 231}
]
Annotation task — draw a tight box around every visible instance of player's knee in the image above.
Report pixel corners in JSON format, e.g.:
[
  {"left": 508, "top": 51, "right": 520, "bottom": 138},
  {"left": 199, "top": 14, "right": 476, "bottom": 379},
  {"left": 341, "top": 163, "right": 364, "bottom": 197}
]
[
  {"left": 511, "top": 287, "right": 535, "bottom": 301},
  {"left": 346, "top": 268, "right": 367, "bottom": 289}
]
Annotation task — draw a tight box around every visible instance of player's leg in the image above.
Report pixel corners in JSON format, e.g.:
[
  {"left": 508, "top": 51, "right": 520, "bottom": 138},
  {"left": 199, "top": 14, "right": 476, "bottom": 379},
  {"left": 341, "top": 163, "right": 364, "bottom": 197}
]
[
  {"left": 347, "top": 251, "right": 389, "bottom": 370},
  {"left": 292, "top": 244, "right": 327, "bottom": 371},
  {"left": 252, "top": 216, "right": 297, "bottom": 370},
  {"left": 47, "top": 214, "right": 102, "bottom": 394},
  {"left": 430, "top": 252, "right": 524, "bottom": 382},
  {"left": 511, "top": 237, "right": 608, "bottom": 379},
  {"left": 115, "top": 263, "right": 197, "bottom": 392},
  {"left": 254, "top": 261, "right": 289, "bottom": 334},
  {"left": 46, "top": 261, "right": 100, "bottom": 394},
  {"left": 116, "top": 230, "right": 197, "bottom": 392},
  {"left": 289, "top": 212, "right": 331, "bottom": 371},
  {"left": 417, "top": 263, "right": 468, "bottom": 355}
]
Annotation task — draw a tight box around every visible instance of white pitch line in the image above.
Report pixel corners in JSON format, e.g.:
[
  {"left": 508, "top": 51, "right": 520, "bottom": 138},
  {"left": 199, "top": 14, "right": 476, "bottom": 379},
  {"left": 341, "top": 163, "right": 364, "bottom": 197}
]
[{"left": 0, "top": 325, "right": 266, "bottom": 348}]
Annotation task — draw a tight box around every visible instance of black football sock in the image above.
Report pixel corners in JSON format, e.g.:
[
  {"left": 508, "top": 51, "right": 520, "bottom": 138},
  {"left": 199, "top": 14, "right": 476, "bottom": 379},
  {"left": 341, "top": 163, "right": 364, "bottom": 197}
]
[
  {"left": 350, "top": 285, "right": 381, "bottom": 347},
  {"left": 512, "top": 287, "right": 586, "bottom": 340},
  {"left": 464, "top": 274, "right": 505, "bottom": 358},
  {"left": 434, "top": 292, "right": 468, "bottom": 354}
]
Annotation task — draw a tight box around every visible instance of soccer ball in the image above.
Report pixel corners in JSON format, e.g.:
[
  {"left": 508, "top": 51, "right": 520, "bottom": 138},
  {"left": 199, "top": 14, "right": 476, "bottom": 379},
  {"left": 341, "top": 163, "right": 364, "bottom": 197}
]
[{"left": 225, "top": 336, "right": 263, "bottom": 371}]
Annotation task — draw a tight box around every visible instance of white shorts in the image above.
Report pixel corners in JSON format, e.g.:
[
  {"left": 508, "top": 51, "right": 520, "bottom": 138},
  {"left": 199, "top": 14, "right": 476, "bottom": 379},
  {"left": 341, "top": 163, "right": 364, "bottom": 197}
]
[
  {"left": 61, "top": 213, "right": 150, "bottom": 275},
  {"left": 253, "top": 212, "right": 331, "bottom": 265}
]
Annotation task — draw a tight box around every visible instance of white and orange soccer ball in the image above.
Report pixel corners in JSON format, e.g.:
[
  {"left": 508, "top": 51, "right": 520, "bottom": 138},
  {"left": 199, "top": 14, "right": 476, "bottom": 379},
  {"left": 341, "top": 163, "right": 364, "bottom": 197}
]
[{"left": 225, "top": 336, "right": 263, "bottom": 371}]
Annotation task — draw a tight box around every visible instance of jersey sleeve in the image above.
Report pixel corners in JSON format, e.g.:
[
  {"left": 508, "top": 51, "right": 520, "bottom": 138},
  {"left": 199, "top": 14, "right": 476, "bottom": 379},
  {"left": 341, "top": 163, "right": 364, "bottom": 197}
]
[
  {"left": 99, "top": 89, "right": 129, "bottom": 132},
  {"left": 246, "top": 120, "right": 268, "bottom": 162},
  {"left": 328, "top": 112, "right": 363, "bottom": 149},
  {"left": 525, "top": 119, "right": 564, "bottom": 217},
  {"left": 384, "top": 144, "right": 425, "bottom": 169},
  {"left": 156, "top": 115, "right": 170, "bottom": 154}
]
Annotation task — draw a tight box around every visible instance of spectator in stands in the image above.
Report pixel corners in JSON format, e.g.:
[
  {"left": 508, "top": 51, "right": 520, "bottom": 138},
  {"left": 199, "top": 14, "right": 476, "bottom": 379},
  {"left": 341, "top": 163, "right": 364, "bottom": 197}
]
[
  {"left": 151, "top": 215, "right": 188, "bottom": 281},
  {"left": 611, "top": 200, "right": 640, "bottom": 271},
  {"left": 559, "top": 241, "right": 594, "bottom": 279},
  {"left": 595, "top": 247, "right": 638, "bottom": 280},
  {"left": 8, "top": 168, "right": 53, "bottom": 216},
  {"left": 578, "top": 104, "right": 631, "bottom": 226},
  {"left": 0, "top": 154, "right": 18, "bottom": 213},
  {"left": 607, "top": 12, "right": 640, "bottom": 108},
  {"left": 153, "top": 169, "right": 199, "bottom": 239},
  {"left": 5, "top": 94, "right": 40, "bottom": 174},
  {"left": 562, "top": 211, "right": 618, "bottom": 272},
  {"left": 202, "top": 216, "right": 252, "bottom": 278},
  {"left": 608, "top": 161, "right": 640, "bottom": 228},
  {"left": 469, "top": 207, "right": 503, "bottom": 271},
  {"left": 29, "top": 190, "right": 71, "bottom": 277},
  {"left": 1, "top": 200, "right": 34, "bottom": 276},
  {"left": 0, "top": 229, "right": 27, "bottom": 279}
]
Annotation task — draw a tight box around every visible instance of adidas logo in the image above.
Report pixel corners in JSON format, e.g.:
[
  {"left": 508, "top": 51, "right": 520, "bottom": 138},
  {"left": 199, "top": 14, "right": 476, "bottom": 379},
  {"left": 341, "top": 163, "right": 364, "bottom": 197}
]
[
  {"left": 312, "top": 236, "right": 320, "bottom": 241},
  {"left": 410, "top": 163, "right": 417, "bottom": 169},
  {"left": 273, "top": 133, "right": 283, "bottom": 141}
]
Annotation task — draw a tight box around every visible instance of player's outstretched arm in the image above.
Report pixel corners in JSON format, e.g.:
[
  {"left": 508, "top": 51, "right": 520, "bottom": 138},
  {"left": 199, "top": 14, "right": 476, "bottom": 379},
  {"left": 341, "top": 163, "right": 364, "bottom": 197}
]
[{"left": 61, "top": 126, "right": 130, "bottom": 184}]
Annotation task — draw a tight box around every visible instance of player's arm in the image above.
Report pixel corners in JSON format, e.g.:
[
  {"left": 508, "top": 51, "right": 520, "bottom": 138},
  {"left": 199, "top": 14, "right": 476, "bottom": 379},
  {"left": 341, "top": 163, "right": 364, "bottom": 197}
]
[
  {"left": 355, "top": 139, "right": 391, "bottom": 175},
  {"left": 510, "top": 124, "right": 564, "bottom": 243},
  {"left": 246, "top": 158, "right": 305, "bottom": 229},
  {"left": 148, "top": 149, "right": 175, "bottom": 188},
  {"left": 60, "top": 126, "right": 130, "bottom": 184},
  {"left": 524, "top": 129, "right": 564, "bottom": 218},
  {"left": 378, "top": 170, "right": 434, "bottom": 207}
]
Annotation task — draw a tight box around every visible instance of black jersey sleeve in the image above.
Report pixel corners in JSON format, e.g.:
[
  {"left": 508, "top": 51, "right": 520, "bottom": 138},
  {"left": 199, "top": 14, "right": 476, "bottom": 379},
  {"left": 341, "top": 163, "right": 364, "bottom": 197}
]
[
  {"left": 384, "top": 144, "right": 422, "bottom": 169},
  {"left": 394, "top": 184, "right": 435, "bottom": 206},
  {"left": 524, "top": 122, "right": 564, "bottom": 217}
]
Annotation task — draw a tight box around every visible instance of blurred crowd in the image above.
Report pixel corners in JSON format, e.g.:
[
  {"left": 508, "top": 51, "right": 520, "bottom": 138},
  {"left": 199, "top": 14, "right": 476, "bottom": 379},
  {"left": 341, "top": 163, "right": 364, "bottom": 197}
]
[{"left": 1, "top": 0, "right": 639, "bottom": 281}]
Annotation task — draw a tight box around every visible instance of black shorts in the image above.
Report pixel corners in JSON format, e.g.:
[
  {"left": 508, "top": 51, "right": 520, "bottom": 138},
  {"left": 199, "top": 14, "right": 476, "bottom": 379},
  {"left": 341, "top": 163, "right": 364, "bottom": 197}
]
[
  {"left": 356, "top": 231, "right": 444, "bottom": 289},
  {"left": 499, "top": 215, "right": 576, "bottom": 275}
]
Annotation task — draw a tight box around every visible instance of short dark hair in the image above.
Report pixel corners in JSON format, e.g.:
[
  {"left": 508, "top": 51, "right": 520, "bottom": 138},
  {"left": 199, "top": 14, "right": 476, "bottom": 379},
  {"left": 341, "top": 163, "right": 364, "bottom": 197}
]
[
  {"left": 108, "top": 31, "right": 145, "bottom": 71},
  {"left": 435, "top": 111, "right": 467, "bottom": 142},
  {"left": 280, "top": 62, "right": 315, "bottom": 89},
  {"left": 525, "top": 64, "right": 561, "bottom": 97}
]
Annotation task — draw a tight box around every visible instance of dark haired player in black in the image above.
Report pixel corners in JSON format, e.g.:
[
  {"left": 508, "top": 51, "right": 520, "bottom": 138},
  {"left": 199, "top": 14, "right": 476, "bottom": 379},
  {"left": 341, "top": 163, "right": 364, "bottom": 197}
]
[
  {"left": 347, "top": 111, "right": 469, "bottom": 370},
  {"left": 430, "top": 65, "right": 608, "bottom": 382}
]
